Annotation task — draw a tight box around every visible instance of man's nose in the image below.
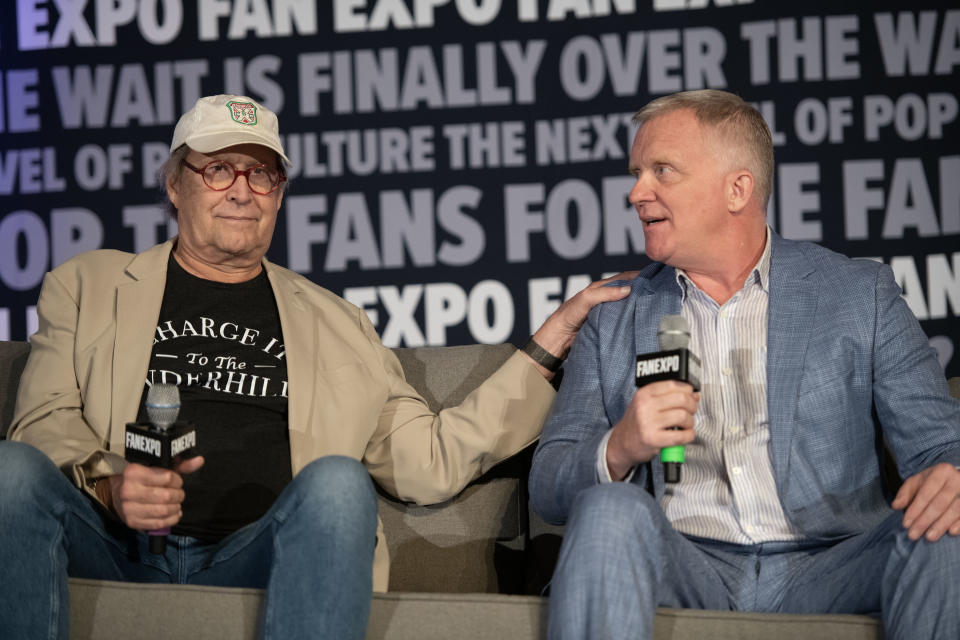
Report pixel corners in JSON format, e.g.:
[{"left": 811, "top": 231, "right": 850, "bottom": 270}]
[
  {"left": 628, "top": 174, "right": 654, "bottom": 205},
  {"left": 225, "top": 173, "right": 254, "bottom": 201}
]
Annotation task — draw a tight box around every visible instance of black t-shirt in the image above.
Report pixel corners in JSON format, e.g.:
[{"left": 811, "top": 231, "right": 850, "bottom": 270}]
[{"left": 136, "top": 256, "right": 292, "bottom": 541}]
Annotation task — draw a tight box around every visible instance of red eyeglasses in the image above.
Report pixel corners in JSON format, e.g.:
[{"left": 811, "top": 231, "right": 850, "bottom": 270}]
[{"left": 182, "top": 159, "right": 286, "bottom": 195}]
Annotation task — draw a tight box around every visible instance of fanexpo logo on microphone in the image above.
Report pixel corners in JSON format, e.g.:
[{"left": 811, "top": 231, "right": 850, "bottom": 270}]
[
  {"left": 171, "top": 431, "right": 197, "bottom": 457},
  {"left": 636, "top": 354, "right": 681, "bottom": 377},
  {"left": 124, "top": 422, "right": 198, "bottom": 467},
  {"left": 635, "top": 348, "right": 701, "bottom": 391},
  {"left": 126, "top": 432, "right": 162, "bottom": 458}
]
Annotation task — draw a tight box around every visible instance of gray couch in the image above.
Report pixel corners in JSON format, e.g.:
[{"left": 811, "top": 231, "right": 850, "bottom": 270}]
[{"left": 7, "top": 340, "right": 955, "bottom": 639}]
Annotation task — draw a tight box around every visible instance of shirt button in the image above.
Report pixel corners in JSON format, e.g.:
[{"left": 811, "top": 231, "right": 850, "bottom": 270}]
[
  {"left": 729, "top": 425, "right": 741, "bottom": 434},
  {"left": 745, "top": 524, "right": 755, "bottom": 534},
  {"left": 732, "top": 466, "right": 743, "bottom": 475},
  {"left": 723, "top": 367, "right": 733, "bottom": 376}
]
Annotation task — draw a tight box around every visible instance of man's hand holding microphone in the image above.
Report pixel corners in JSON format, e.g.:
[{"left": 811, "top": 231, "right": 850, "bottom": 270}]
[
  {"left": 102, "top": 456, "right": 204, "bottom": 533},
  {"left": 605, "top": 316, "right": 700, "bottom": 483},
  {"left": 95, "top": 383, "right": 203, "bottom": 552}
]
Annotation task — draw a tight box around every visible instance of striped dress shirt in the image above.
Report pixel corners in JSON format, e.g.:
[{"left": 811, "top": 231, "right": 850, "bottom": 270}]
[{"left": 600, "top": 227, "right": 803, "bottom": 543}]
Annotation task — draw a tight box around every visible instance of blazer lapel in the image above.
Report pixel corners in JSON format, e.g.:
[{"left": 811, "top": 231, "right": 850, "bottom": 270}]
[
  {"left": 766, "top": 234, "right": 819, "bottom": 492},
  {"left": 265, "top": 261, "right": 317, "bottom": 474},
  {"left": 110, "top": 242, "right": 172, "bottom": 449},
  {"left": 631, "top": 266, "right": 683, "bottom": 353},
  {"left": 630, "top": 265, "right": 683, "bottom": 499}
]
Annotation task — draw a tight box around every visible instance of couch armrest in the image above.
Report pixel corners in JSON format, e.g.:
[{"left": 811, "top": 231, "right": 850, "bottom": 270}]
[{"left": 0, "top": 341, "right": 31, "bottom": 439}]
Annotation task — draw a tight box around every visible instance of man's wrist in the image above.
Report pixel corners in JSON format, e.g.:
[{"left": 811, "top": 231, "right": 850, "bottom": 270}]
[
  {"left": 521, "top": 337, "right": 564, "bottom": 373},
  {"left": 600, "top": 430, "right": 637, "bottom": 483},
  {"left": 604, "top": 430, "right": 631, "bottom": 481}
]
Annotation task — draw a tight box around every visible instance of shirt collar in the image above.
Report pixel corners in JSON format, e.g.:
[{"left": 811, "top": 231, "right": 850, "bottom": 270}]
[{"left": 675, "top": 225, "right": 772, "bottom": 301}]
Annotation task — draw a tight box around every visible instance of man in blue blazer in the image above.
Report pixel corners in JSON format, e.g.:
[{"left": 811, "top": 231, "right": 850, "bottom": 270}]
[{"left": 529, "top": 90, "right": 960, "bottom": 640}]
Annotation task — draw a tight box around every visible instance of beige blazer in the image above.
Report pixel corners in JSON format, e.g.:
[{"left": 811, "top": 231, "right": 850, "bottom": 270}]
[{"left": 10, "top": 240, "right": 555, "bottom": 591}]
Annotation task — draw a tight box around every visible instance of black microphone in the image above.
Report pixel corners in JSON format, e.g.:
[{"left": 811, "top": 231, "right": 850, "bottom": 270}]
[
  {"left": 635, "top": 315, "right": 701, "bottom": 483},
  {"left": 125, "top": 383, "right": 197, "bottom": 554}
]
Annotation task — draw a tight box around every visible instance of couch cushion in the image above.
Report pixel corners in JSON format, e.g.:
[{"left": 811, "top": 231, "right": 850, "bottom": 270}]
[
  {"left": 377, "top": 457, "right": 528, "bottom": 593},
  {"left": 68, "top": 579, "right": 881, "bottom": 640},
  {"left": 391, "top": 343, "right": 516, "bottom": 411},
  {"left": 381, "top": 343, "right": 528, "bottom": 593},
  {"left": 69, "top": 579, "right": 262, "bottom": 640}
]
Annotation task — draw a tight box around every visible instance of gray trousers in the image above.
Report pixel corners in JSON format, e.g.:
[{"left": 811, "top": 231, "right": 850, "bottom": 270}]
[{"left": 548, "top": 482, "right": 960, "bottom": 640}]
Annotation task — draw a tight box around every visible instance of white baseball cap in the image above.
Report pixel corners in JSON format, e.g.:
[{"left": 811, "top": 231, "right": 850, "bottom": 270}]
[{"left": 170, "top": 94, "right": 290, "bottom": 166}]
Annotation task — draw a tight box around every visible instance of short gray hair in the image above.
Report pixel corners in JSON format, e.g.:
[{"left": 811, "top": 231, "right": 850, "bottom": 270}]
[
  {"left": 159, "top": 145, "right": 192, "bottom": 220},
  {"left": 633, "top": 90, "right": 773, "bottom": 208}
]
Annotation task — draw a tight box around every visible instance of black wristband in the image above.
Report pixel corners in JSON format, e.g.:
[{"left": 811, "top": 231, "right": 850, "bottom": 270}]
[{"left": 522, "top": 337, "right": 564, "bottom": 373}]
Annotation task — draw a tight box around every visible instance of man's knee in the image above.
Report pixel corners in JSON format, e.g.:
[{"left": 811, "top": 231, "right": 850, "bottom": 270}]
[
  {"left": 0, "top": 441, "right": 63, "bottom": 495},
  {"left": 288, "top": 456, "right": 376, "bottom": 530},
  {"left": 881, "top": 529, "right": 960, "bottom": 637},
  {"left": 898, "top": 532, "right": 960, "bottom": 583},
  {"left": 0, "top": 441, "right": 72, "bottom": 526},
  {"left": 566, "top": 483, "right": 665, "bottom": 550}
]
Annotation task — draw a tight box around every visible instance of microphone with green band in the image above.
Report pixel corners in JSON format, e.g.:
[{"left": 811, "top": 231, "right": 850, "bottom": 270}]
[{"left": 635, "top": 315, "right": 701, "bottom": 484}]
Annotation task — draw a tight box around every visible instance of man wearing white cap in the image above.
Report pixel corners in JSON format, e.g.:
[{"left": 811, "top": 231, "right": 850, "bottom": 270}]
[{"left": 0, "top": 95, "right": 634, "bottom": 638}]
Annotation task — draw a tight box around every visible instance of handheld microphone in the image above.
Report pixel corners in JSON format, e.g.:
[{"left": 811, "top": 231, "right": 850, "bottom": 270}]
[
  {"left": 125, "top": 383, "right": 197, "bottom": 554},
  {"left": 635, "top": 315, "right": 700, "bottom": 483}
]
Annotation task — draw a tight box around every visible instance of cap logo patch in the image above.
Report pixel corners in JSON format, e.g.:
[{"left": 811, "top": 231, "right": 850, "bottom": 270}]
[{"left": 226, "top": 101, "right": 257, "bottom": 126}]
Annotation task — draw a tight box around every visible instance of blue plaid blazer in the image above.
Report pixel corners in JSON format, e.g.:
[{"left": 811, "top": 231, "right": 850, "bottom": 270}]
[{"left": 530, "top": 231, "right": 960, "bottom": 541}]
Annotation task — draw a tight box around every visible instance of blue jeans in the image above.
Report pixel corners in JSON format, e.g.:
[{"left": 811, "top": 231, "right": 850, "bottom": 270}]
[
  {"left": 548, "top": 482, "right": 960, "bottom": 640},
  {"left": 0, "top": 441, "right": 378, "bottom": 640}
]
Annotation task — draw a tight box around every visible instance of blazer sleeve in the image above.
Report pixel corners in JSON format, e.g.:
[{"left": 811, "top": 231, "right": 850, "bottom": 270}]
[
  {"left": 359, "top": 312, "right": 557, "bottom": 505},
  {"left": 8, "top": 270, "right": 127, "bottom": 497},
  {"left": 870, "top": 264, "right": 960, "bottom": 476},
  {"left": 528, "top": 305, "right": 617, "bottom": 525}
]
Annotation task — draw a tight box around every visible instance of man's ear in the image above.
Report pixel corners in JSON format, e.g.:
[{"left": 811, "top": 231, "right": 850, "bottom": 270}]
[{"left": 727, "top": 170, "right": 755, "bottom": 213}]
